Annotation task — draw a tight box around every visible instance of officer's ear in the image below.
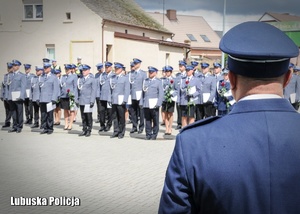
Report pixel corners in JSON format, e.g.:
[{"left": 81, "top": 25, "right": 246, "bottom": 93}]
[
  {"left": 228, "top": 71, "right": 236, "bottom": 91},
  {"left": 283, "top": 70, "right": 292, "bottom": 89}
]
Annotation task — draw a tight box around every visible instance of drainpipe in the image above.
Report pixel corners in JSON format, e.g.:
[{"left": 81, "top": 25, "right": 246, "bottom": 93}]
[{"left": 102, "top": 20, "right": 106, "bottom": 62}]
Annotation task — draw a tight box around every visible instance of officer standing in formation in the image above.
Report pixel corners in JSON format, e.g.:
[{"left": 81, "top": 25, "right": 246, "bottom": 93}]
[
  {"left": 174, "top": 60, "right": 186, "bottom": 130},
  {"left": 95, "top": 63, "right": 104, "bottom": 123},
  {"left": 129, "top": 58, "right": 147, "bottom": 134},
  {"left": 214, "top": 68, "right": 235, "bottom": 116},
  {"left": 98, "top": 61, "right": 114, "bottom": 132},
  {"left": 30, "top": 66, "right": 43, "bottom": 128},
  {"left": 39, "top": 62, "right": 60, "bottom": 134},
  {"left": 60, "top": 64, "right": 78, "bottom": 130},
  {"left": 283, "top": 63, "right": 300, "bottom": 110},
  {"left": 78, "top": 64, "right": 96, "bottom": 137},
  {"left": 159, "top": 21, "right": 300, "bottom": 214},
  {"left": 0, "top": 62, "right": 13, "bottom": 128},
  {"left": 161, "top": 65, "right": 177, "bottom": 135},
  {"left": 179, "top": 65, "right": 201, "bottom": 128},
  {"left": 23, "top": 64, "right": 34, "bottom": 124},
  {"left": 110, "top": 62, "right": 130, "bottom": 139},
  {"left": 8, "top": 60, "right": 26, "bottom": 133},
  {"left": 140, "top": 66, "right": 163, "bottom": 140}
]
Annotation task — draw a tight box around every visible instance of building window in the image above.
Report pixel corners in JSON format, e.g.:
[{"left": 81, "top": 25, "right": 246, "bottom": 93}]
[
  {"left": 186, "top": 34, "right": 197, "bottom": 41},
  {"left": 125, "top": 30, "right": 128, "bottom": 34},
  {"left": 200, "top": 35, "right": 211, "bottom": 42},
  {"left": 143, "top": 33, "right": 145, "bottom": 37},
  {"left": 165, "top": 53, "right": 170, "bottom": 66},
  {"left": 46, "top": 44, "right": 55, "bottom": 60},
  {"left": 23, "top": 0, "right": 43, "bottom": 20}
]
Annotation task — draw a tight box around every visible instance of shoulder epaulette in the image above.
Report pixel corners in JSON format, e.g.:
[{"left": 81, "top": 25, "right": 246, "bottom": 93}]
[{"left": 180, "top": 116, "right": 221, "bottom": 133}]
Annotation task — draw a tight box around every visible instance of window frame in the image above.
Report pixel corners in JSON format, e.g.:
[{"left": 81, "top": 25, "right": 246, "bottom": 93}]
[
  {"left": 200, "top": 34, "right": 211, "bottom": 43},
  {"left": 186, "top": 34, "right": 197, "bottom": 42},
  {"left": 23, "top": 3, "right": 43, "bottom": 20}
]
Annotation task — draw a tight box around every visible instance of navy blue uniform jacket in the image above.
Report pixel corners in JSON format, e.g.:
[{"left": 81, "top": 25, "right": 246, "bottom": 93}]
[{"left": 159, "top": 98, "right": 300, "bottom": 214}]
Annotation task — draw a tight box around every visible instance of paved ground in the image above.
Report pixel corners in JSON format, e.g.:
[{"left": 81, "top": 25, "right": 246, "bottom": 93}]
[{"left": 0, "top": 107, "right": 178, "bottom": 214}]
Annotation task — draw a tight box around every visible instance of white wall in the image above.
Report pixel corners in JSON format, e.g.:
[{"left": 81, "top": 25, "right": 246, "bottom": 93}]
[{"left": 0, "top": 0, "right": 103, "bottom": 75}]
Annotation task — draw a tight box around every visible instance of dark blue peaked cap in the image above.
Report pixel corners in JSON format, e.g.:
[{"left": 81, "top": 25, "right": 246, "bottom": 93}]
[{"left": 220, "top": 21, "right": 299, "bottom": 78}]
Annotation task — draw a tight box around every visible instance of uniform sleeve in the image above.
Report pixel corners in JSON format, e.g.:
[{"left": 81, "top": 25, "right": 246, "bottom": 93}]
[
  {"left": 208, "top": 78, "right": 217, "bottom": 102},
  {"left": 157, "top": 80, "right": 164, "bottom": 106},
  {"left": 90, "top": 78, "right": 97, "bottom": 104},
  {"left": 158, "top": 134, "right": 193, "bottom": 214},
  {"left": 124, "top": 77, "right": 130, "bottom": 103},
  {"left": 20, "top": 74, "right": 27, "bottom": 100},
  {"left": 73, "top": 76, "right": 79, "bottom": 102},
  {"left": 52, "top": 77, "right": 60, "bottom": 102},
  {"left": 296, "top": 75, "right": 300, "bottom": 102}
]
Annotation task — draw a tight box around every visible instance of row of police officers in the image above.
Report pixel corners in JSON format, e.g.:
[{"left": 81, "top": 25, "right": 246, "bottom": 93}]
[{"left": 1, "top": 58, "right": 299, "bottom": 138}]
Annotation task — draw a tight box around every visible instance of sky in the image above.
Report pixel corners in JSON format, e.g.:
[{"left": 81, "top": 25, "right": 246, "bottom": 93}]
[{"left": 135, "top": 0, "right": 300, "bottom": 31}]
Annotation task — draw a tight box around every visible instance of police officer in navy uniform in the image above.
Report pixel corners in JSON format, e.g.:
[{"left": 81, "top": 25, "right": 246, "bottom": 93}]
[
  {"left": 110, "top": 63, "right": 130, "bottom": 139},
  {"left": 174, "top": 60, "right": 187, "bottom": 130},
  {"left": 98, "top": 61, "right": 114, "bottom": 132},
  {"left": 129, "top": 58, "right": 147, "bottom": 134},
  {"left": 214, "top": 68, "right": 235, "bottom": 116},
  {"left": 95, "top": 63, "right": 104, "bottom": 123},
  {"left": 30, "top": 66, "right": 43, "bottom": 128},
  {"left": 7, "top": 60, "right": 26, "bottom": 133},
  {"left": 283, "top": 63, "right": 300, "bottom": 110},
  {"left": 139, "top": 66, "right": 164, "bottom": 140},
  {"left": 0, "top": 62, "right": 13, "bottom": 128},
  {"left": 39, "top": 62, "right": 60, "bottom": 134},
  {"left": 78, "top": 65, "right": 96, "bottom": 137},
  {"left": 159, "top": 21, "right": 300, "bottom": 214},
  {"left": 195, "top": 62, "right": 217, "bottom": 121},
  {"left": 23, "top": 64, "right": 34, "bottom": 124}
]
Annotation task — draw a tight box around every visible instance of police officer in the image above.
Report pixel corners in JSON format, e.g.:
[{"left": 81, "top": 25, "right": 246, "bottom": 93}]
[
  {"left": 30, "top": 66, "right": 43, "bottom": 128},
  {"left": 24, "top": 64, "right": 34, "bottom": 124},
  {"left": 98, "top": 61, "right": 114, "bottom": 132},
  {"left": 95, "top": 63, "right": 104, "bottom": 123},
  {"left": 39, "top": 62, "right": 60, "bottom": 134},
  {"left": 110, "top": 62, "right": 130, "bottom": 139},
  {"left": 174, "top": 60, "right": 187, "bottom": 130},
  {"left": 53, "top": 69, "right": 62, "bottom": 126},
  {"left": 283, "top": 63, "right": 300, "bottom": 110},
  {"left": 0, "top": 62, "right": 13, "bottom": 128},
  {"left": 213, "top": 62, "right": 223, "bottom": 82},
  {"left": 161, "top": 65, "right": 177, "bottom": 135},
  {"left": 7, "top": 60, "right": 26, "bottom": 133},
  {"left": 139, "top": 66, "right": 164, "bottom": 140},
  {"left": 78, "top": 64, "right": 96, "bottom": 137},
  {"left": 179, "top": 65, "right": 201, "bottom": 127},
  {"left": 51, "top": 59, "right": 61, "bottom": 73},
  {"left": 159, "top": 21, "right": 300, "bottom": 214},
  {"left": 191, "top": 61, "right": 201, "bottom": 77},
  {"left": 75, "top": 57, "right": 82, "bottom": 77},
  {"left": 129, "top": 58, "right": 147, "bottom": 134},
  {"left": 195, "top": 62, "right": 217, "bottom": 120},
  {"left": 214, "top": 68, "right": 235, "bottom": 116},
  {"left": 60, "top": 64, "right": 78, "bottom": 130}
]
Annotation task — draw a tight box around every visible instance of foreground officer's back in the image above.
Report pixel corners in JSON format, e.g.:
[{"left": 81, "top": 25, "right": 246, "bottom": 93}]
[{"left": 159, "top": 22, "right": 300, "bottom": 214}]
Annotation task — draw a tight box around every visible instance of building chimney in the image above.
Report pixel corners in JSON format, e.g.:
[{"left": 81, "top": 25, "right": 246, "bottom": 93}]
[{"left": 166, "top": 9, "right": 177, "bottom": 21}]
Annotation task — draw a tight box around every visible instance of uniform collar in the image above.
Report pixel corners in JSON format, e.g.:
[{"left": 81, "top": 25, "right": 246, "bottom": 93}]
[{"left": 239, "top": 94, "right": 282, "bottom": 101}]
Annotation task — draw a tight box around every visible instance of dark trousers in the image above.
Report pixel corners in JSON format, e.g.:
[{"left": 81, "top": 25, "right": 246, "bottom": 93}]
[
  {"left": 40, "top": 103, "right": 54, "bottom": 131},
  {"left": 3, "top": 100, "right": 12, "bottom": 125},
  {"left": 130, "top": 100, "right": 144, "bottom": 131},
  {"left": 24, "top": 98, "right": 33, "bottom": 121},
  {"left": 96, "top": 98, "right": 101, "bottom": 121},
  {"left": 9, "top": 100, "right": 24, "bottom": 131},
  {"left": 195, "top": 103, "right": 215, "bottom": 121},
  {"left": 112, "top": 104, "right": 126, "bottom": 137},
  {"left": 99, "top": 100, "right": 112, "bottom": 128},
  {"left": 80, "top": 105, "right": 93, "bottom": 132},
  {"left": 144, "top": 108, "right": 159, "bottom": 139},
  {"left": 32, "top": 101, "right": 40, "bottom": 124},
  {"left": 176, "top": 103, "right": 182, "bottom": 125}
]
